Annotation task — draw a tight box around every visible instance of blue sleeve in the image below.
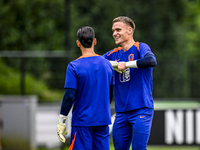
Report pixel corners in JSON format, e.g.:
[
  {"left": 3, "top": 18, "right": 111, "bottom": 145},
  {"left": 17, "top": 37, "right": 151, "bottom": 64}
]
[
  {"left": 102, "top": 50, "right": 114, "bottom": 60},
  {"left": 60, "top": 88, "right": 76, "bottom": 116},
  {"left": 137, "top": 53, "right": 157, "bottom": 68},
  {"left": 102, "top": 53, "right": 107, "bottom": 59},
  {"left": 102, "top": 52, "right": 110, "bottom": 59},
  {"left": 139, "top": 43, "right": 152, "bottom": 58},
  {"left": 64, "top": 63, "right": 77, "bottom": 89}
]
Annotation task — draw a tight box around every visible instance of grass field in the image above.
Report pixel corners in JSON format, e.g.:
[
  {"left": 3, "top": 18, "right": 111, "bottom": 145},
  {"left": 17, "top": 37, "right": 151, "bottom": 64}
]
[
  {"left": 147, "top": 146, "right": 200, "bottom": 150},
  {"left": 38, "top": 138, "right": 200, "bottom": 150},
  {"left": 39, "top": 145, "right": 200, "bottom": 150}
]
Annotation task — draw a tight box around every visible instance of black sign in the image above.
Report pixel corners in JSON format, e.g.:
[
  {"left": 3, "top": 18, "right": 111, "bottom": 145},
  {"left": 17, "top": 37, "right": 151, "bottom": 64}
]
[{"left": 148, "top": 109, "right": 200, "bottom": 145}]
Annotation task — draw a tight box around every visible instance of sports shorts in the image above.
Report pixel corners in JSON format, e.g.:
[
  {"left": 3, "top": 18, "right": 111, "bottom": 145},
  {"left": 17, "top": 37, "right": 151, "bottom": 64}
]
[
  {"left": 69, "top": 125, "right": 110, "bottom": 150},
  {"left": 112, "top": 107, "right": 154, "bottom": 150}
]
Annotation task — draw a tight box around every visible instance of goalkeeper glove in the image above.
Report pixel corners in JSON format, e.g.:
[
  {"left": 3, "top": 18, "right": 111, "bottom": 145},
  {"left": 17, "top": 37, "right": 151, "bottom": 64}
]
[
  {"left": 57, "top": 114, "right": 67, "bottom": 143},
  {"left": 109, "top": 61, "right": 124, "bottom": 74}
]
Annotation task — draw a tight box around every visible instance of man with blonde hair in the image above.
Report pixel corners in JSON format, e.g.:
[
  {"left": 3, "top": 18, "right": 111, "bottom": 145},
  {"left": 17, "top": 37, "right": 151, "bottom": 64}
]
[{"left": 103, "top": 16, "right": 157, "bottom": 150}]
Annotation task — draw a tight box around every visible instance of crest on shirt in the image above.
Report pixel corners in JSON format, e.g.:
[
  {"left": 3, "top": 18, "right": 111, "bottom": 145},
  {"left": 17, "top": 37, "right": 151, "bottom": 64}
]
[
  {"left": 119, "top": 68, "right": 131, "bottom": 82},
  {"left": 128, "top": 54, "right": 134, "bottom": 61}
]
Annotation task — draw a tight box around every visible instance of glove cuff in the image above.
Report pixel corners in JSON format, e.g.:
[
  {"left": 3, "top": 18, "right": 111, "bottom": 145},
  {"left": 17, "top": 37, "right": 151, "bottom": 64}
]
[
  {"left": 109, "top": 61, "right": 118, "bottom": 67},
  {"left": 58, "top": 114, "right": 67, "bottom": 124}
]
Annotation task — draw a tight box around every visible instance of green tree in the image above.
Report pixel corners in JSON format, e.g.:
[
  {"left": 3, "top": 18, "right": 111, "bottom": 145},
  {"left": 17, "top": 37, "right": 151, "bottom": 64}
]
[
  {"left": 184, "top": 0, "right": 200, "bottom": 97},
  {"left": 0, "top": 0, "right": 65, "bottom": 50},
  {"left": 0, "top": 0, "right": 67, "bottom": 92},
  {"left": 1, "top": 0, "right": 200, "bottom": 100}
]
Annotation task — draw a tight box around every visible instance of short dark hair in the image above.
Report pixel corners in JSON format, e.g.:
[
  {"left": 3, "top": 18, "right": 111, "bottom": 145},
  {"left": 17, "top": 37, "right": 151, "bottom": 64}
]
[
  {"left": 113, "top": 16, "right": 136, "bottom": 32},
  {"left": 77, "top": 26, "right": 95, "bottom": 48}
]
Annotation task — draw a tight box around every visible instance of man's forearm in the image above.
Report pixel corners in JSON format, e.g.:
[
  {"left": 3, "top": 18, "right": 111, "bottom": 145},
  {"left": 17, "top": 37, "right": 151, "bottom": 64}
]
[
  {"left": 60, "top": 88, "right": 75, "bottom": 116},
  {"left": 126, "top": 53, "right": 157, "bottom": 69}
]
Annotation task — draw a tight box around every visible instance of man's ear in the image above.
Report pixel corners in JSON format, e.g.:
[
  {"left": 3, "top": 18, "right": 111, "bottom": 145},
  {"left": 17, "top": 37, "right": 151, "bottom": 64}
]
[
  {"left": 76, "top": 40, "right": 81, "bottom": 47},
  {"left": 128, "top": 27, "right": 133, "bottom": 35},
  {"left": 93, "top": 38, "right": 97, "bottom": 46}
]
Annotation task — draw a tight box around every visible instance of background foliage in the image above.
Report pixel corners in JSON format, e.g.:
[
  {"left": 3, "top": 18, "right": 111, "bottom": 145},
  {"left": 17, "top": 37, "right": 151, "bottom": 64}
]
[{"left": 0, "top": 0, "right": 200, "bottom": 101}]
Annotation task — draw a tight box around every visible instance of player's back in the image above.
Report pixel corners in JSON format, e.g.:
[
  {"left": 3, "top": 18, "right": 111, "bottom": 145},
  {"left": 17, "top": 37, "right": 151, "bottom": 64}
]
[{"left": 69, "top": 55, "right": 114, "bottom": 126}]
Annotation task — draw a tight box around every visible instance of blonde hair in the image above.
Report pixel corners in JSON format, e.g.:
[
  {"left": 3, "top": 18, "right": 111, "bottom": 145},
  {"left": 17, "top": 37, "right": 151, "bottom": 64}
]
[{"left": 113, "top": 16, "right": 136, "bottom": 31}]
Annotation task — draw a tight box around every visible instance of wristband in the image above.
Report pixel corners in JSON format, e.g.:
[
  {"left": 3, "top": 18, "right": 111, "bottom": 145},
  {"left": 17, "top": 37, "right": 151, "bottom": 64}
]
[{"left": 126, "top": 60, "right": 138, "bottom": 68}]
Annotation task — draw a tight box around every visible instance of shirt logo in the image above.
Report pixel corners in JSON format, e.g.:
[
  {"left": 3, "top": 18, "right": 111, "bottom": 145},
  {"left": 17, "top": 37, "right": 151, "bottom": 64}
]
[
  {"left": 119, "top": 68, "right": 130, "bottom": 82},
  {"left": 128, "top": 54, "right": 134, "bottom": 61},
  {"left": 140, "top": 116, "right": 146, "bottom": 118}
]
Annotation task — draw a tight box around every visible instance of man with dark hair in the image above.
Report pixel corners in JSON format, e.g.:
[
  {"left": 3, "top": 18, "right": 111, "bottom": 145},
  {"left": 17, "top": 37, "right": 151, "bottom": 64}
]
[
  {"left": 77, "top": 26, "right": 95, "bottom": 48},
  {"left": 103, "top": 16, "right": 157, "bottom": 150},
  {"left": 57, "top": 26, "right": 115, "bottom": 150}
]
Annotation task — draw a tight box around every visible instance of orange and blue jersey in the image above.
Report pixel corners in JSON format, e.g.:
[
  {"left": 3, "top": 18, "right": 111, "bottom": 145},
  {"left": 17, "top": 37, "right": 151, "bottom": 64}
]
[
  {"left": 64, "top": 54, "right": 115, "bottom": 126},
  {"left": 103, "top": 42, "right": 155, "bottom": 112}
]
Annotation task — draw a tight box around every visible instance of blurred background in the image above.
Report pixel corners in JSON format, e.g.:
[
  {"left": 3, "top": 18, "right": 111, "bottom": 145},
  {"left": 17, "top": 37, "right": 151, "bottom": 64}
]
[{"left": 0, "top": 0, "right": 200, "bottom": 150}]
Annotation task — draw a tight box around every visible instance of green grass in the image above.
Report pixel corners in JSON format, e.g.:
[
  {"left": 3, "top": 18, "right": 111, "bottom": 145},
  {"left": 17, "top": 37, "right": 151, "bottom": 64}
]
[
  {"left": 38, "top": 139, "right": 200, "bottom": 150},
  {"left": 154, "top": 100, "right": 200, "bottom": 110},
  {"left": 147, "top": 146, "right": 200, "bottom": 150},
  {"left": 38, "top": 145, "right": 200, "bottom": 150}
]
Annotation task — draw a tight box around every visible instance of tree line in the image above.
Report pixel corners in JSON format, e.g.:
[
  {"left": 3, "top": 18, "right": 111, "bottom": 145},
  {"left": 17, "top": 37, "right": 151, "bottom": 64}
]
[{"left": 0, "top": 0, "right": 200, "bottom": 99}]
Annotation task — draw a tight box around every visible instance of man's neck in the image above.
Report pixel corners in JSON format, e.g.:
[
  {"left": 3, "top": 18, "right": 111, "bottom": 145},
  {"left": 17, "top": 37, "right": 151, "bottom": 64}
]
[
  {"left": 81, "top": 48, "right": 96, "bottom": 56},
  {"left": 121, "top": 39, "right": 135, "bottom": 52}
]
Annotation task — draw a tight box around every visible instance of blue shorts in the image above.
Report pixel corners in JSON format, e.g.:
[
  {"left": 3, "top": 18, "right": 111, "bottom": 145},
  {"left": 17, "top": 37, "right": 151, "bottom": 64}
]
[
  {"left": 112, "top": 107, "right": 154, "bottom": 150},
  {"left": 69, "top": 126, "right": 110, "bottom": 150}
]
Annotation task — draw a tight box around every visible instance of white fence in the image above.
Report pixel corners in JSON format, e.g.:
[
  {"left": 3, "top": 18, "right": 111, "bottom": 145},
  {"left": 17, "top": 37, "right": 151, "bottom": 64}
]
[
  {"left": 1, "top": 96, "right": 200, "bottom": 149},
  {"left": 35, "top": 104, "right": 115, "bottom": 149},
  {"left": 35, "top": 104, "right": 72, "bottom": 149}
]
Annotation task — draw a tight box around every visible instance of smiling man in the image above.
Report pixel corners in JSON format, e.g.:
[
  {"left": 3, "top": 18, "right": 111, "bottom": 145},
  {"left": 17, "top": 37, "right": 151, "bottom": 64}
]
[{"left": 103, "top": 16, "right": 157, "bottom": 150}]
